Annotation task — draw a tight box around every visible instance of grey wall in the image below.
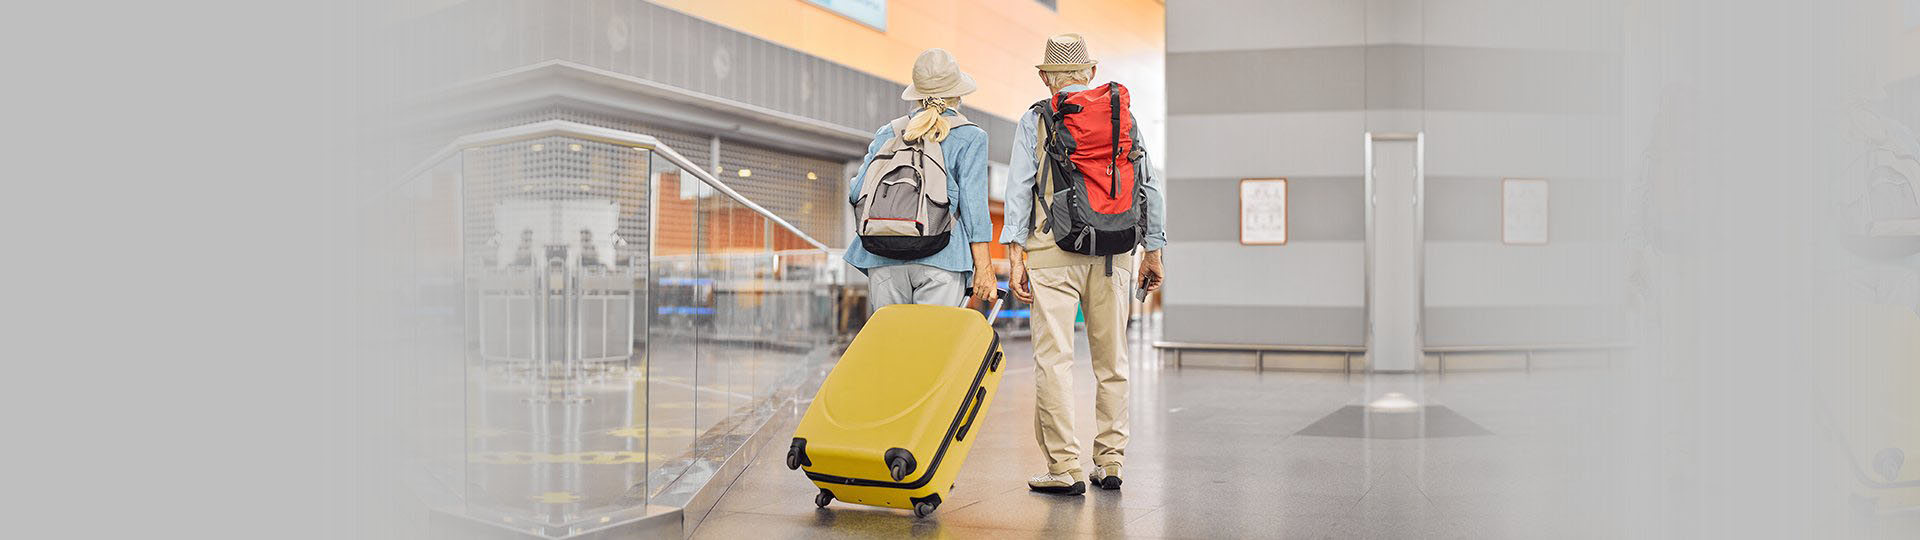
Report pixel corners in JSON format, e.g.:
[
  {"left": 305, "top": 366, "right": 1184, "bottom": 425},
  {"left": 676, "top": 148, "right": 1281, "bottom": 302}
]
[{"left": 1163, "top": 0, "right": 1626, "bottom": 347}]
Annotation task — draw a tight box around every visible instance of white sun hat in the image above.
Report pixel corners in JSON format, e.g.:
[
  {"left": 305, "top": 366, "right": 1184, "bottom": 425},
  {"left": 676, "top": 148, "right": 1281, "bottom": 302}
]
[{"left": 900, "top": 48, "right": 979, "bottom": 101}]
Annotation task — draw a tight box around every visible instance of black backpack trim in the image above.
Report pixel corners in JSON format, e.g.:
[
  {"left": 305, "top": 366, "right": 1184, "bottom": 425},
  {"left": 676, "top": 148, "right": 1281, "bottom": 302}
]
[{"left": 862, "top": 231, "right": 950, "bottom": 261}]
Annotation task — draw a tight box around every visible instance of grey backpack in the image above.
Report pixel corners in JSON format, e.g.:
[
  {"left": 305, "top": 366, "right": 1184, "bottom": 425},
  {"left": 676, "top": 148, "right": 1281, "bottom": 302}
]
[{"left": 852, "top": 113, "right": 974, "bottom": 260}]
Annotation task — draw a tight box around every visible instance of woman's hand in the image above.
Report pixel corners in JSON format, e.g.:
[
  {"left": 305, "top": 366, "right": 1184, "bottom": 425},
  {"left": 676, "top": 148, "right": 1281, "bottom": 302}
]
[{"left": 971, "top": 270, "right": 997, "bottom": 307}]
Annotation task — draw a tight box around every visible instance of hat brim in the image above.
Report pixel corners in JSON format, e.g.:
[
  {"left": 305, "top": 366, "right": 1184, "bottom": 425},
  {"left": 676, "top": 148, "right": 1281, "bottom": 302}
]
[
  {"left": 901, "top": 70, "right": 979, "bottom": 100},
  {"left": 1035, "top": 61, "right": 1097, "bottom": 72}
]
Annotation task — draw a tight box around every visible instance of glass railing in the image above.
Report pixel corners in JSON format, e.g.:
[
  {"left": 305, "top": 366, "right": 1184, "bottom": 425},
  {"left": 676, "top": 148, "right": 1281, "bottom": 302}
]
[{"left": 376, "top": 120, "right": 837, "bottom": 536}]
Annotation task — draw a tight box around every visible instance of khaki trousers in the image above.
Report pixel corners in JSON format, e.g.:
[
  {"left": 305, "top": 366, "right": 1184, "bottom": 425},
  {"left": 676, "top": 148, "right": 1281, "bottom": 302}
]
[{"left": 1029, "top": 262, "right": 1131, "bottom": 476}]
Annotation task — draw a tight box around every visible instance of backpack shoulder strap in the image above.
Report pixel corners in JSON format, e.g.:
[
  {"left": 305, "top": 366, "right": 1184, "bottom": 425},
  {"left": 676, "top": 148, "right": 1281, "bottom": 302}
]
[
  {"left": 886, "top": 115, "right": 913, "bottom": 144},
  {"left": 1028, "top": 104, "right": 1054, "bottom": 234},
  {"left": 921, "top": 135, "right": 951, "bottom": 206},
  {"left": 855, "top": 116, "right": 918, "bottom": 208}
]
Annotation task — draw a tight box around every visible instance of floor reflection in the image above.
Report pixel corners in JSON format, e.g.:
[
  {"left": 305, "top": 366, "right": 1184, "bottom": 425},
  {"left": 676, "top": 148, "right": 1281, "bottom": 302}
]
[
  {"left": 691, "top": 323, "right": 1920, "bottom": 539},
  {"left": 463, "top": 339, "right": 829, "bottom": 528}
]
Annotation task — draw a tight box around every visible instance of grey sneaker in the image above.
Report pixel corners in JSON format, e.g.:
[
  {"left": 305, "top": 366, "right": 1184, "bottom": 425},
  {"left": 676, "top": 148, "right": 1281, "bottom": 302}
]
[
  {"left": 1089, "top": 463, "right": 1123, "bottom": 490},
  {"left": 1027, "top": 471, "right": 1086, "bottom": 495}
]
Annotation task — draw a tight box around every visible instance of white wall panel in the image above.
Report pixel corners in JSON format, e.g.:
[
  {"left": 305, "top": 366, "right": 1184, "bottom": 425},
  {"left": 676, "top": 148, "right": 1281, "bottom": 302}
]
[
  {"left": 1163, "top": 240, "right": 1365, "bottom": 308},
  {"left": 1364, "top": 0, "right": 1425, "bottom": 45},
  {"left": 1422, "top": 0, "right": 1619, "bottom": 52},
  {"left": 1423, "top": 241, "right": 1624, "bottom": 307},
  {"left": 1421, "top": 111, "right": 1622, "bottom": 179},
  {"left": 1166, "top": 0, "right": 1365, "bottom": 52},
  {"left": 1166, "top": 112, "right": 1366, "bottom": 178}
]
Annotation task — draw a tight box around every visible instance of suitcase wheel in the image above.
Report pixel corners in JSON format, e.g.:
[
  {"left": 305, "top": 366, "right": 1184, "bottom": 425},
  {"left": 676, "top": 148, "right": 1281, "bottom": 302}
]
[
  {"left": 787, "top": 438, "right": 810, "bottom": 470},
  {"left": 814, "top": 489, "right": 833, "bottom": 508},
  {"left": 910, "top": 494, "right": 941, "bottom": 518},
  {"left": 884, "top": 448, "right": 917, "bottom": 481}
]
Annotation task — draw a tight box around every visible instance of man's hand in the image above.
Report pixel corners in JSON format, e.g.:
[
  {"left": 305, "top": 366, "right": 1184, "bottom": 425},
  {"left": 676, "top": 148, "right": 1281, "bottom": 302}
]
[
  {"left": 1007, "top": 244, "right": 1035, "bottom": 303},
  {"left": 1138, "top": 249, "right": 1164, "bottom": 292}
]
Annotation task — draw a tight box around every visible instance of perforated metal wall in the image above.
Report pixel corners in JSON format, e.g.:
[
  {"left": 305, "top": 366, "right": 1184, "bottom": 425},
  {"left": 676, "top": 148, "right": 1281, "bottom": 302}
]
[{"left": 424, "top": 105, "right": 847, "bottom": 248}]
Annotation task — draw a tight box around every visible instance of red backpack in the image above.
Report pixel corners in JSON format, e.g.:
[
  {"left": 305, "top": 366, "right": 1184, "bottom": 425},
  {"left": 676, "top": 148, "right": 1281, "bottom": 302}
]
[{"left": 1031, "top": 82, "right": 1146, "bottom": 273}]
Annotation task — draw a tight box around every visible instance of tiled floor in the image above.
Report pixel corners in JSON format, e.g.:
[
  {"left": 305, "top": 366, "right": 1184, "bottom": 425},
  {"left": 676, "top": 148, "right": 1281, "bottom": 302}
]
[{"left": 688, "top": 327, "right": 1919, "bottom": 539}]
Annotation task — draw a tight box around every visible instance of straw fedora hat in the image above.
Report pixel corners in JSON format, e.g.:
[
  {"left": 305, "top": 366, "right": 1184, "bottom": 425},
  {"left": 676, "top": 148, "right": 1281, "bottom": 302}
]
[
  {"left": 901, "top": 48, "right": 978, "bottom": 101},
  {"left": 1035, "top": 33, "right": 1098, "bottom": 72}
]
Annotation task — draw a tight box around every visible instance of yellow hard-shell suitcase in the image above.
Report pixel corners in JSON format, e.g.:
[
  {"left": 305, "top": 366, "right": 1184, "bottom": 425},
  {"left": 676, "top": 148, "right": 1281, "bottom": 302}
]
[{"left": 786, "top": 292, "right": 1007, "bottom": 518}]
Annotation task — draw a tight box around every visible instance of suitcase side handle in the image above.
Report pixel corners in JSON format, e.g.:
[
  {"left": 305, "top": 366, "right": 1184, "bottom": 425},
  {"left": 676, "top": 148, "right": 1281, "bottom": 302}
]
[{"left": 955, "top": 386, "right": 987, "bottom": 441}]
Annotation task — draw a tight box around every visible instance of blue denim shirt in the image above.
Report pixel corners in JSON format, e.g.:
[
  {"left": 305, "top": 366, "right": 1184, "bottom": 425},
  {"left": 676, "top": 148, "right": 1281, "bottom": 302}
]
[
  {"left": 1000, "top": 84, "right": 1167, "bottom": 251},
  {"left": 843, "top": 110, "right": 993, "bottom": 279}
]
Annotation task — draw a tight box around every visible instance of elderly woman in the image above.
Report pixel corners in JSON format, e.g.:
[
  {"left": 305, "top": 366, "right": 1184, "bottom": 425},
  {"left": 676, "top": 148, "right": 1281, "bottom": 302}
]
[{"left": 844, "top": 49, "right": 995, "bottom": 309}]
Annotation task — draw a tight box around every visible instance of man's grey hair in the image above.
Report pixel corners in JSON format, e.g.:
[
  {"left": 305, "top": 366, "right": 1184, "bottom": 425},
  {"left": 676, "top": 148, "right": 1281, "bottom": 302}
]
[{"left": 1040, "top": 68, "right": 1094, "bottom": 90}]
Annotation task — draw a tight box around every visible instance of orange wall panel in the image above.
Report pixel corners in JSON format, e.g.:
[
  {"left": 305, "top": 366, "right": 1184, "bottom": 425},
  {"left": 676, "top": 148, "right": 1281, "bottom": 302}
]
[{"left": 651, "top": 0, "right": 1165, "bottom": 121}]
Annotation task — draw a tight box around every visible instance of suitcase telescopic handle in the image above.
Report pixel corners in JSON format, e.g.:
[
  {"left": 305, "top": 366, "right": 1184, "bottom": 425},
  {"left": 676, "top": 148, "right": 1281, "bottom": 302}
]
[{"left": 964, "top": 288, "right": 1011, "bottom": 323}]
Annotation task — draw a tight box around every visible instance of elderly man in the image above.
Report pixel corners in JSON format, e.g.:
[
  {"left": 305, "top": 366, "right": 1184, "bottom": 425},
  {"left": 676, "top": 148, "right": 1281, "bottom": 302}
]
[{"left": 1003, "top": 33, "right": 1166, "bottom": 495}]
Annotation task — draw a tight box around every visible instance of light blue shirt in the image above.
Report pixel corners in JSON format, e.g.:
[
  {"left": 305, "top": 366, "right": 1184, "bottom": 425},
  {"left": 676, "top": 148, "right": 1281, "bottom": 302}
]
[
  {"left": 1000, "top": 84, "right": 1167, "bottom": 251},
  {"left": 843, "top": 110, "right": 993, "bottom": 279}
]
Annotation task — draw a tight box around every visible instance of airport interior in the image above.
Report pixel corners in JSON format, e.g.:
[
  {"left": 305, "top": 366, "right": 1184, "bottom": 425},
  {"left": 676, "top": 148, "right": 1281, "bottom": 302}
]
[{"left": 34, "top": 0, "right": 1906, "bottom": 538}]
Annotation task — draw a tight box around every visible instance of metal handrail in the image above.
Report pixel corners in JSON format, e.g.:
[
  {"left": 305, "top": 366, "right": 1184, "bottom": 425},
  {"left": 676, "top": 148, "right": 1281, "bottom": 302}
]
[{"left": 388, "top": 119, "right": 831, "bottom": 253}]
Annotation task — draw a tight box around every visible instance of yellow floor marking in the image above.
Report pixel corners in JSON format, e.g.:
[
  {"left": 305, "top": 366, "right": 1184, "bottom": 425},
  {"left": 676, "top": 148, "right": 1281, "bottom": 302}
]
[
  {"left": 532, "top": 491, "right": 582, "bottom": 504},
  {"left": 469, "top": 450, "right": 670, "bottom": 465},
  {"left": 608, "top": 426, "right": 695, "bottom": 438}
]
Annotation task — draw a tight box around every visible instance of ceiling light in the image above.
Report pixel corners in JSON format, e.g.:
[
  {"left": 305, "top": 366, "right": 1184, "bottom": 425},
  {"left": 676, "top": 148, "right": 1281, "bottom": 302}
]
[
  {"left": 806, "top": 172, "right": 818, "bottom": 180},
  {"left": 737, "top": 169, "right": 752, "bottom": 177},
  {"left": 568, "top": 143, "right": 582, "bottom": 152},
  {"left": 531, "top": 144, "right": 545, "bottom": 152}
]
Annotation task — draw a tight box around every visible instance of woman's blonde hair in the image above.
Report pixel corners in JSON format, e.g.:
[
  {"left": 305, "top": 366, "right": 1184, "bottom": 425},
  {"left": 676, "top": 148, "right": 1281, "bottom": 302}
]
[{"left": 903, "top": 96, "right": 960, "bottom": 143}]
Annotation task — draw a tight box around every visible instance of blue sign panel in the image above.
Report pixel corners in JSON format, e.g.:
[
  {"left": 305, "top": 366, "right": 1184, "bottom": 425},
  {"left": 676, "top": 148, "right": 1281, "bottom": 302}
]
[{"left": 805, "top": 0, "right": 887, "bottom": 31}]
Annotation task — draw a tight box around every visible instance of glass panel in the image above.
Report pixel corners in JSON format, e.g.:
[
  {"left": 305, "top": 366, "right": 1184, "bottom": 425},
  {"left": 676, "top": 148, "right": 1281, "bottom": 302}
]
[
  {"left": 389, "top": 155, "right": 466, "bottom": 521},
  {"left": 461, "top": 136, "right": 650, "bottom": 529},
  {"left": 707, "top": 201, "right": 772, "bottom": 447},
  {"left": 647, "top": 151, "right": 839, "bottom": 504},
  {"left": 391, "top": 124, "right": 842, "bottom": 530},
  {"left": 645, "top": 152, "right": 701, "bottom": 499}
]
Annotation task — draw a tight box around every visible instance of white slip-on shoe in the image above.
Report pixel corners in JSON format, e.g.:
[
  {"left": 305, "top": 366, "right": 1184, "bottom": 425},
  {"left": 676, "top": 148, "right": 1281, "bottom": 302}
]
[
  {"left": 1089, "top": 463, "right": 1123, "bottom": 490},
  {"left": 1027, "top": 471, "right": 1086, "bottom": 495}
]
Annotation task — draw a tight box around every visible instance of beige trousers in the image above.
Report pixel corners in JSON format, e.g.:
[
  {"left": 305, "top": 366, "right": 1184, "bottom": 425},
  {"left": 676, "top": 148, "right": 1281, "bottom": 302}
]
[{"left": 1029, "top": 262, "right": 1131, "bottom": 476}]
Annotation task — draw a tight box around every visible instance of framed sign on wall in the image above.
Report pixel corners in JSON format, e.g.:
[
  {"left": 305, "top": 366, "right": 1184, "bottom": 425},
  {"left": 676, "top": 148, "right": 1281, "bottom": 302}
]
[
  {"left": 1240, "top": 178, "right": 1288, "bottom": 245},
  {"left": 804, "top": 0, "right": 887, "bottom": 31},
  {"left": 1502, "top": 178, "right": 1550, "bottom": 245}
]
